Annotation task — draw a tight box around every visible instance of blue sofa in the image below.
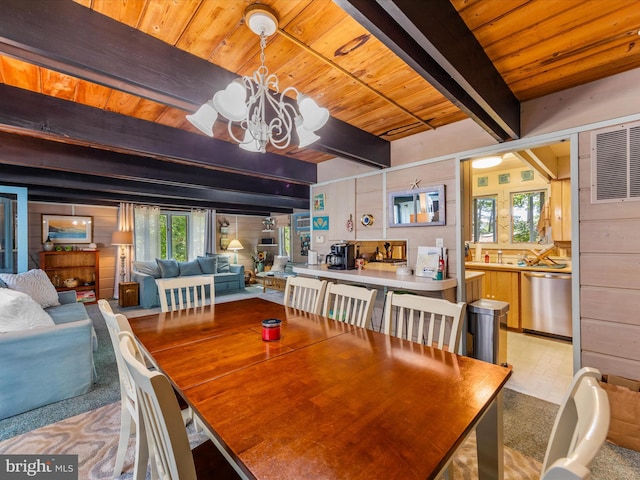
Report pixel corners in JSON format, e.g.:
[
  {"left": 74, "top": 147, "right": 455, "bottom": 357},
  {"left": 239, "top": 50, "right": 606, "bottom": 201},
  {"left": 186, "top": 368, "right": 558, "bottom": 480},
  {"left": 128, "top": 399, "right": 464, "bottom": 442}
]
[
  {"left": 0, "top": 290, "right": 95, "bottom": 420},
  {"left": 132, "top": 255, "right": 245, "bottom": 309}
]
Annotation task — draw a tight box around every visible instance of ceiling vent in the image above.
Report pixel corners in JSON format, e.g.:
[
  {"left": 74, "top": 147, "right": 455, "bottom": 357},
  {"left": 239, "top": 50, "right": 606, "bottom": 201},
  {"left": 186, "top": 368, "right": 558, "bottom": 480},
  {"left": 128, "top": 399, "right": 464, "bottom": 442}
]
[{"left": 591, "top": 122, "right": 640, "bottom": 203}]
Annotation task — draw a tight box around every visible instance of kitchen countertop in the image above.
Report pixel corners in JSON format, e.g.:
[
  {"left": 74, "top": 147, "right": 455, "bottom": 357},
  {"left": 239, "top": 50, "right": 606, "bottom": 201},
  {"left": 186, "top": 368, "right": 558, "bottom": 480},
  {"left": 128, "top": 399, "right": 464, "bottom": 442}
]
[
  {"left": 293, "top": 264, "right": 457, "bottom": 291},
  {"left": 465, "top": 261, "right": 572, "bottom": 274}
]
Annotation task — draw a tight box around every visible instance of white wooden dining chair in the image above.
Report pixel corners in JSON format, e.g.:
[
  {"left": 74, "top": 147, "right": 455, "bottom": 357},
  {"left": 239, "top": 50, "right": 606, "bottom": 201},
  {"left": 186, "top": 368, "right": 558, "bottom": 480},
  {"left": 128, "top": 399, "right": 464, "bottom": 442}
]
[
  {"left": 382, "top": 292, "right": 466, "bottom": 353},
  {"left": 97, "top": 299, "right": 148, "bottom": 480},
  {"left": 541, "top": 367, "right": 610, "bottom": 480},
  {"left": 283, "top": 275, "right": 327, "bottom": 314},
  {"left": 118, "top": 332, "right": 241, "bottom": 480},
  {"left": 322, "top": 283, "right": 378, "bottom": 329},
  {"left": 155, "top": 275, "right": 214, "bottom": 312}
]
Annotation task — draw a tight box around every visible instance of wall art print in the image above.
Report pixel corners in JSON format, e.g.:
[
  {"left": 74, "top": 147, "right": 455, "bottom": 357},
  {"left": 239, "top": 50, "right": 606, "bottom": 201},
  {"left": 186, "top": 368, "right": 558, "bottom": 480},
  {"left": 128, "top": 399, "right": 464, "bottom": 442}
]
[
  {"left": 313, "top": 216, "right": 329, "bottom": 230},
  {"left": 42, "top": 215, "right": 93, "bottom": 244},
  {"left": 313, "top": 193, "right": 325, "bottom": 211}
]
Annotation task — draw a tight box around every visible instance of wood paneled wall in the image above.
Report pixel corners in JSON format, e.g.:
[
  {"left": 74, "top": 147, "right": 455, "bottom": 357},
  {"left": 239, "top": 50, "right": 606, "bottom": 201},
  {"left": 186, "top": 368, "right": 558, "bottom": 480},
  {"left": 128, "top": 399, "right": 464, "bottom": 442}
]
[
  {"left": 578, "top": 126, "right": 640, "bottom": 379},
  {"left": 312, "top": 158, "right": 458, "bottom": 276},
  {"left": 28, "top": 202, "right": 118, "bottom": 301}
]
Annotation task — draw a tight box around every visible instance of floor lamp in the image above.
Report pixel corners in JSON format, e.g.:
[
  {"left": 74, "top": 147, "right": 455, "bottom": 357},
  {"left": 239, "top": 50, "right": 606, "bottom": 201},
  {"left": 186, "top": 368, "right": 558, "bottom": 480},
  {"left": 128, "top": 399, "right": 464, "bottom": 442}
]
[{"left": 111, "top": 230, "right": 133, "bottom": 283}]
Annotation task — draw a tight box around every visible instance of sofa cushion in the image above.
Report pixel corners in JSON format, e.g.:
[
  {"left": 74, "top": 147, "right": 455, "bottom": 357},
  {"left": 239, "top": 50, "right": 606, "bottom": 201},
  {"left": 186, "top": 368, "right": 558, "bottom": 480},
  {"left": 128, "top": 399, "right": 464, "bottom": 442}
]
[
  {"left": 197, "top": 256, "right": 218, "bottom": 274},
  {"left": 271, "top": 256, "right": 289, "bottom": 272},
  {"left": 0, "top": 269, "right": 60, "bottom": 308},
  {"left": 156, "top": 259, "right": 179, "bottom": 278},
  {"left": 179, "top": 260, "right": 203, "bottom": 276},
  {"left": 46, "top": 301, "right": 90, "bottom": 325},
  {"left": 133, "top": 261, "right": 161, "bottom": 278},
  {"left": 0, "top": 278, "right": 7, "bottom": 288},
  {"left": 0, "top": 289, "right": 55, "bottom": 333},
  {"left": 217, "top": 256, "right": 230, "bottom": 273}
]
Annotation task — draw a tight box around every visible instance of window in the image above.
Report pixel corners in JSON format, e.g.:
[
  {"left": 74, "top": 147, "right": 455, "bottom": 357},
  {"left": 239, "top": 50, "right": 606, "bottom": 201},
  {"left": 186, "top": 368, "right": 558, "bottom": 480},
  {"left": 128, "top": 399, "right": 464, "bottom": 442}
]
[
  {"left": 511, "top": 190, "right": 546, "bottom": 243},
  {"left": 472, "top": 196, "right": 497, "bottom": 243},
  {"left": 0, "top": 186, "right": 27, "bottom": 273},
  {"left": 279, "top": 226, "right": 291, "bottom": 257},
  {"left": 159, "top": 212, "right": 188, "bottom": 261}
]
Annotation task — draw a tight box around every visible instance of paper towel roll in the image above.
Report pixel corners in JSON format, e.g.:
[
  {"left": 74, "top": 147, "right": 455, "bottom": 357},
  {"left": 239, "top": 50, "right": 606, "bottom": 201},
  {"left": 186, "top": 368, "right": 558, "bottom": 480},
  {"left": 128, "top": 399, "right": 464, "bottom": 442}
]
[{"left": 308, "top": 250, "right": 318, "bottom": 265}]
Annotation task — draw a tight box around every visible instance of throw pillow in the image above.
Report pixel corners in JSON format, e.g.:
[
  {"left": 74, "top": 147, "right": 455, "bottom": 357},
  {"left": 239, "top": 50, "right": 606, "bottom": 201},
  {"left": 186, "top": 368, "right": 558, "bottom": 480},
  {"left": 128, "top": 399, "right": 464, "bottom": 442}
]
[
  {"left": 0, "top": 269, "right": 60, "bottom": 308},
  {"left": 217, "top": 255, "right": 230, "bottom": 273},
  {"left": 179, "top": 260, "right": 203, "bottom": 276},
  {"left": 0, "top": 278, "right": 7, "bottom": 288},
  {"left": 0, "top": 288, "right": 55, "bottom": 333},
  {"left": 156, "top": 259, "right": 179, "bottom": 278},
  {"left": 271, "top": 256, "right": 289, "bottom": 272},
  {"left": 133, "top": 261, "right": 161, "bottom": 278},
  {"left": 197, "top": 256, "right": 218, "bottom": 274}
]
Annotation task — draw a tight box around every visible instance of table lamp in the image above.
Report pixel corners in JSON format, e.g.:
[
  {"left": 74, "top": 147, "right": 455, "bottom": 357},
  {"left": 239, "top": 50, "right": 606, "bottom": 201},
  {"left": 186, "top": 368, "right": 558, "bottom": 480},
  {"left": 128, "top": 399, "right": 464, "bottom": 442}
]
[
  {"left": 227, "top": 238, "right": 244, "bottom": 264},
  {"left": 111, "top": 230, "right": 133, "bottom": 283}
]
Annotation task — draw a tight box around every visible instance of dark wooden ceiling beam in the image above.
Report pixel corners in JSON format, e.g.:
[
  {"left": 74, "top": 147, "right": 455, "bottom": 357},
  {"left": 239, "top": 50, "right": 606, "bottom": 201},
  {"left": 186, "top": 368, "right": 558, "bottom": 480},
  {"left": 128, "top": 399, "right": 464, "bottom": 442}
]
[
  {"left": 21, "top": 187, "right": 284, "bottom": 215},
  {"left": 0, "top": 85, "right": 317, "bottom": 185},
  {"left": 335, "top": 0, "right": 520, "bottom": 141},
  {"left": 0, "top": 123, "right": 309, "bottom": 200},
  {"left": 1, "top": 164, "right": 307, "bottom": 212},
  {"left": 0, "top": 0, "right": 390, "bottom": 168}
]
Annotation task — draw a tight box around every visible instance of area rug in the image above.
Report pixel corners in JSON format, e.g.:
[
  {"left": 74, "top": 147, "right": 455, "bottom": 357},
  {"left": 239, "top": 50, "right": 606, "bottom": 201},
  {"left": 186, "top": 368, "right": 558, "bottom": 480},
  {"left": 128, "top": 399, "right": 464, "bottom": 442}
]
[{"left": 0, "top": 400, "right": 540, "bottom": 480}]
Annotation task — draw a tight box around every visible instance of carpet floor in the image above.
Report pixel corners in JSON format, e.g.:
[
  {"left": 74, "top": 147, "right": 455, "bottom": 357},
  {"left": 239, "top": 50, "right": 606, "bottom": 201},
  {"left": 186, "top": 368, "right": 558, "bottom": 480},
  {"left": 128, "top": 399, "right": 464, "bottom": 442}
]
[
  {"left": 0, "top": 400, "right": 542, "bottom": 480},
  {"left": 1, "top": 286, "right": 638, "bottom": 479}
]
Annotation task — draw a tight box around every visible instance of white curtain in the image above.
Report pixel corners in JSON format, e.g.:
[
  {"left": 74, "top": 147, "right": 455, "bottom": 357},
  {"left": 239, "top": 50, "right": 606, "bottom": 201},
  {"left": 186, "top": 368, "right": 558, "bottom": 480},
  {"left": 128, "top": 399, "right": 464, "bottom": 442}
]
[
  {"left": 113, "top": 202, "right": 135, "bottom": 298},
  {"left": 204, "top": 209, "right": 216, "bottom": 254},
  {"left": 189, "top": 209, "right": 207, "bottom": 260},
  {"left": 134, "top": 205, "right": 161, "bottom": 262}
]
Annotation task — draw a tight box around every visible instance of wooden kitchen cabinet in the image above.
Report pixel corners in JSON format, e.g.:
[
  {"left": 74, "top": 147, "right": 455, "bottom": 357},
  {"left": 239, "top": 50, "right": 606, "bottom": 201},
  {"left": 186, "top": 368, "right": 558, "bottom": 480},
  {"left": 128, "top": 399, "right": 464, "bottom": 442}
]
[
  {"left": 550, "top": 179, "right": 571, "bottom": 243},
  {"left": 468, "top": 268, "right": 520, "bottom": 329}
]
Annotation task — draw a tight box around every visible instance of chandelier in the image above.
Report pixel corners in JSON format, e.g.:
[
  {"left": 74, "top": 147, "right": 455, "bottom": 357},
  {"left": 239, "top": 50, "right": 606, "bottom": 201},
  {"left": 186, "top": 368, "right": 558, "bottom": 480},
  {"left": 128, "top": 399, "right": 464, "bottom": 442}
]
[{"left": 186, "top": 4, "right": 329, "bottom": 153}]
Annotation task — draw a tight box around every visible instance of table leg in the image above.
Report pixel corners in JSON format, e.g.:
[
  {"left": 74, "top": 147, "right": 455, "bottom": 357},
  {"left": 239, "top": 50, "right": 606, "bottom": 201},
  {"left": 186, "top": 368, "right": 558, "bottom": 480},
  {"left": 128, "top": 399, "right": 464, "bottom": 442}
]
[{"left": 476, "top": 390, "right": 504, "bottom": 480}]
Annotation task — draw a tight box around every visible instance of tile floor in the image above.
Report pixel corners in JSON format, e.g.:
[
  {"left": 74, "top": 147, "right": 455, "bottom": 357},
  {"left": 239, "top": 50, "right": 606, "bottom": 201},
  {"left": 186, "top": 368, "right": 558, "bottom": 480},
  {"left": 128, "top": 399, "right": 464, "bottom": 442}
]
[{"left": 505, "top": 331, "right": 574, "bottom": 405}]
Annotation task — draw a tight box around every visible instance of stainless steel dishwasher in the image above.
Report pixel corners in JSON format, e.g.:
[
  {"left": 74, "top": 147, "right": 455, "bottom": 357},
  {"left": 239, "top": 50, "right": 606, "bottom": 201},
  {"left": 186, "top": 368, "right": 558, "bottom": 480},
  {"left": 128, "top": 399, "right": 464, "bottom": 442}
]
[{"left": 521, "top": 271, "right": 572, "bottom": 339}]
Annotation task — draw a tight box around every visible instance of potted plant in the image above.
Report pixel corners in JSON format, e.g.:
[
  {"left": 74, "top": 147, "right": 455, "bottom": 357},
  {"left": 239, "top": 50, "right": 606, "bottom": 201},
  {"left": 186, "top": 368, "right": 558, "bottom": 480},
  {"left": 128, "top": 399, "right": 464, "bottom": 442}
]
[{"left": 251, "top": 250, "right": 267, "bottom": 273}]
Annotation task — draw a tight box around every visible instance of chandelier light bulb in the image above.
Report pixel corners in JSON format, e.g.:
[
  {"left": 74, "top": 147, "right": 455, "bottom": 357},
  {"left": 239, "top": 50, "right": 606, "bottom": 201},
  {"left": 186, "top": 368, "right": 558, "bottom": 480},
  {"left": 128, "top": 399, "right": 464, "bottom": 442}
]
[
  {"left": 239, "top": 129, "right": 262, "bottom": 153},
  {"left": 213, "top": 80, "right": 248, "bottom": 122},
  {"left": 186, "top": 100, "right": 217, "bottom": 137},
  {"left": 298, "top": 94, "right": 329, "bottom": 132},
  {"left": 295, "top": 116, "right": 321, "bottom": 148}
]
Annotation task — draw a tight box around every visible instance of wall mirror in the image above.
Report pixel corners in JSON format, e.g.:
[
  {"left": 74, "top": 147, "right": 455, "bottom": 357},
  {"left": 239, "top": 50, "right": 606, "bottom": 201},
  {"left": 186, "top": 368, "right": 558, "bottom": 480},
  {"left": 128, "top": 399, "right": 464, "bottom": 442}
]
[{"left": 388, "top": 185, "right": 445, "bottom": 227}]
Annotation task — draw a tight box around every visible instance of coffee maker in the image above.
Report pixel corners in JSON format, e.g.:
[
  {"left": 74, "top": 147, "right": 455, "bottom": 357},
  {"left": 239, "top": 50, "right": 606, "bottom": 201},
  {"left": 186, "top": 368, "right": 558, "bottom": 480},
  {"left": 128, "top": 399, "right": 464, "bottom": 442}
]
[{"left": 325, "top": 242, "right": 356, "bottom": 270}]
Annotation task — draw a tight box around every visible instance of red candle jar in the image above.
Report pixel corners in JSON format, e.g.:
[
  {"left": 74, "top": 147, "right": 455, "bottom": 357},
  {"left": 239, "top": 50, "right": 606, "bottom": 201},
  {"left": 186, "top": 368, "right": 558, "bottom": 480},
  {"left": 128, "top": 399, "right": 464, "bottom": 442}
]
[{"left": 262, "top": 318, "right": 281, "bottom": 341}]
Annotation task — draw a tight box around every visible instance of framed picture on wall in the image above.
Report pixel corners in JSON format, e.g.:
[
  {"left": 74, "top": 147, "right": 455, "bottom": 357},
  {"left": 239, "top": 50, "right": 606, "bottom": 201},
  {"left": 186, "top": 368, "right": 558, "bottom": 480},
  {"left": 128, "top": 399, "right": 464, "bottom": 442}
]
[
  {"left": 42, "top": 215, "right": 93, "bottom": 244},
  {"left": 313, "top": 193, "right": 325, "bottom": 211},
  {"left": 313, "top": 216, "right": 329, "bottom": 230},
  {"left": 521, "top": 170, "right": 534, "bottom": 181}
]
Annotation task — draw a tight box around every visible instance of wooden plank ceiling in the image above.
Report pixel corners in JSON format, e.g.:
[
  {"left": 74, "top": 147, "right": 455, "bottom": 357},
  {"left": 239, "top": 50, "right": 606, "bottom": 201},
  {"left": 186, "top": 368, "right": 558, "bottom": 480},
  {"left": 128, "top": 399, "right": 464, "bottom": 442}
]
[{"left": 0, "top": 0, "right": 639, "bottom": 213}]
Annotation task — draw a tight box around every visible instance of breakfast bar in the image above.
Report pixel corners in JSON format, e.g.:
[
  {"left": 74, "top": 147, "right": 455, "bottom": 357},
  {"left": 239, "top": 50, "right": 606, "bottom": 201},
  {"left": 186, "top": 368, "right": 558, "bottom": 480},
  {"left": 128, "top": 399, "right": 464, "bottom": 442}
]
[{"left": 293, "top": 264, "right": 484, "bottom": 303}]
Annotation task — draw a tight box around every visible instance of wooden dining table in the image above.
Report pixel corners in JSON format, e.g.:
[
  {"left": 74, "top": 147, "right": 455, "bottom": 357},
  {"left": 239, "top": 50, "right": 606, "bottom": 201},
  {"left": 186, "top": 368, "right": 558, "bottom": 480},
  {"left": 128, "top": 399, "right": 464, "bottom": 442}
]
[{"left": 129, "top": 297, "right": 512, "bottom": 480}]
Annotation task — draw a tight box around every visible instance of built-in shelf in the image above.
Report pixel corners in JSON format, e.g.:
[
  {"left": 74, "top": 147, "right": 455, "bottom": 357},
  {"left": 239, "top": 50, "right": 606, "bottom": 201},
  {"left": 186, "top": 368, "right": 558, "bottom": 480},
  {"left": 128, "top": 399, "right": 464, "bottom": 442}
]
[
  {"left": 258, "top": 244, "right": 278, "bottom": 247},
  {"left": 39, "top": 250, "right": 100, "bottom": 304}
]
